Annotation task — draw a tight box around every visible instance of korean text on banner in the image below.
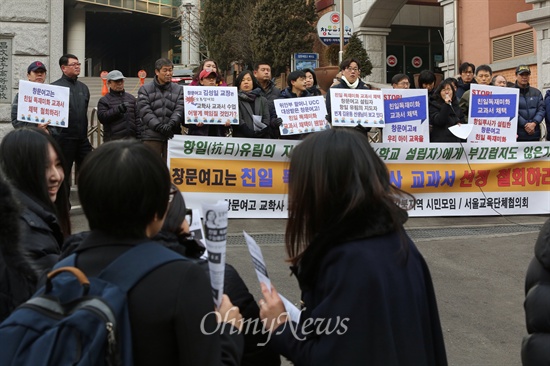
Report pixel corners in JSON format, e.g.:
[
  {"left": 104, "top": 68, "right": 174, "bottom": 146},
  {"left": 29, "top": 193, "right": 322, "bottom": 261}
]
[
  {"left": 183, "top": 86, "right": 239, "bottom": 125},
  {"left": 382, "top": 89, "right": 429, "bottom": 143},
  {"left": 329, "top": 89, "right": 385, "bottom": 128},
  {"left": 468, "top": 84, "right": 519, "bottom": 143},
  {"left": 17, "top": 80, "right": 70, "bottom": 128},
  {"left": 274, "top": 96, "right": 329, "bottom": 136}
]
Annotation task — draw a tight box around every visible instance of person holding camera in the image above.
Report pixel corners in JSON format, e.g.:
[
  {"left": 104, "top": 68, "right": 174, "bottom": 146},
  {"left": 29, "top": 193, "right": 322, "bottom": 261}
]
[{"left": 97, "top": 70, "right": 138, "bottom": 142}]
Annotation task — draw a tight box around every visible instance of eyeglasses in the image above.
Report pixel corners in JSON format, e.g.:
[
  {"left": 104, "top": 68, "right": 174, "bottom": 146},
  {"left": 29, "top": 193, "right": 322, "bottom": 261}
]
[
  {"left": 66, "top": 62, "right": 81, "bottom": 67},
  {"left": 397, "top": 81, "right": 410, "bottom": 86},
  {"left": 346, "top": 67, "right": 359, "bottom": 72}
]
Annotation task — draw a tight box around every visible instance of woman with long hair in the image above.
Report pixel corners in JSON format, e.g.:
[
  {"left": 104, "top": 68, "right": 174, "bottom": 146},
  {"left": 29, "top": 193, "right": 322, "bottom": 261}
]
[
  {"left": 233, "top": 70, "right": 271, "bottom": 138},
  {"left": 258, "top": 128, "right": 448, "bottom": 365},
  {"left": 0, "top": 127, "right": 70, "bottom": 276}
]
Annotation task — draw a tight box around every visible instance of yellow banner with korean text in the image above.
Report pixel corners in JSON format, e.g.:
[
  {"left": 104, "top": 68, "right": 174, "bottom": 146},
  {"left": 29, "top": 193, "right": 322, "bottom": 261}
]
[{"left": 168, "top": 135, "right": 550, "bottom": 218}]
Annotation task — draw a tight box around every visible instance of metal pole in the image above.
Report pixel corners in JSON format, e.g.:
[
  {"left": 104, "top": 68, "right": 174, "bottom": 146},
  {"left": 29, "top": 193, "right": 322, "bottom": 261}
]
[{"left": 339, "top": 0, "right": 344, "bottom": 64}]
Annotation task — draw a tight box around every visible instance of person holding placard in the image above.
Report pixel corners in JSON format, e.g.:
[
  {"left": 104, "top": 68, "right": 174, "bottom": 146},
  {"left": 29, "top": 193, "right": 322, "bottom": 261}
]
[
  {"left": 277, "top": 70, "right": 312, "bottom": 140},
  {"left": 186, "top": 69, "right": 231, "bottom": 137},
  {"left": 429, "top": 78, "right": 466, "bottom": 142},
  {"left": 11, "top": 61, "right": 52, "bottom": 134},
  {"left": 258, "top": 128, "right": 447, "bottom": 365},
  {"left": 325, "top": 58, "right": 371, "bottom": 124}
]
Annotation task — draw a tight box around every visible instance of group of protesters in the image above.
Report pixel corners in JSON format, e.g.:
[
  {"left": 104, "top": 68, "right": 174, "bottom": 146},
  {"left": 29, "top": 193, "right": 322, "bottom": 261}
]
[{"left": 0, "top": 53, "right": 548, "bottom": 365}]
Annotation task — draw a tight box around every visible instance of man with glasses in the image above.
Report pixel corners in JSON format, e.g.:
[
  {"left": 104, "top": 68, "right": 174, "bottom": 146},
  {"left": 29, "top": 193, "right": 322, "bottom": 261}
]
[
  {"left": 325, "top": 58, "right": 371, "bottom": 126},
  {"left": 391, "top": 74, "right": 410, "bottom": 89},
  {"left": 51, "top": 54, "right": 93, "bottom": 189},
  {"left": 459, "top": 64, "right": 492, "bottom": 123},
  {"left": 456, "top": 62, "right": 476, "bottom": 99}
]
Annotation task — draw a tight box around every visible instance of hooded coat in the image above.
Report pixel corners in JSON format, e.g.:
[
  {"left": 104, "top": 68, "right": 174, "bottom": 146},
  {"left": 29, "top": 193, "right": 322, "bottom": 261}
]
[{"left": 522, "top": 219, "right": 550, "bottom": 365}]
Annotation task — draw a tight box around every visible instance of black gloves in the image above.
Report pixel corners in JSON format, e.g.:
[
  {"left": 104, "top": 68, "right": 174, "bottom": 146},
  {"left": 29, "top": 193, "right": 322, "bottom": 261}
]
[
  {"left": 271, "top": 117, "right": 283, "bottom": 127},
  {"left": 156, "top": 122, "right": 175, "bottom": 139},
  {"left": 117, "top": 103, "right": 128, "bottom": 114}
]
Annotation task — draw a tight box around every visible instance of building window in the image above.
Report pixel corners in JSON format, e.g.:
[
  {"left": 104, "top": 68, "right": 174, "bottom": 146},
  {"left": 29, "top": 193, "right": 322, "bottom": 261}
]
[{"left": 492, "top": 30, "right": 534, "bottom": 62}]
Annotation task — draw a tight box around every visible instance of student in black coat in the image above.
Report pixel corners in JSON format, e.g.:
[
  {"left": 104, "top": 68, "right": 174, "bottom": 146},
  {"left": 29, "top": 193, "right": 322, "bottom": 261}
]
[
  {"left": 0, "top": 171, "right": 36, "bottom": 322},
  {"left": 258, "top": 128, "right": 448, "bottom": 366},
  {"left": 429, "top": 78, "right": 466, "bottom": 143},
  {"left": 68, "top": 140, "right": 244, "bottom": 366}
]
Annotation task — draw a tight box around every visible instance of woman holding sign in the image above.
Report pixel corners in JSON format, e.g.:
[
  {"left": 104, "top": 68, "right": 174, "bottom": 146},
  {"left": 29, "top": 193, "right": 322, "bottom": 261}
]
[
  {"left": 258, "top": 128, "right": 447, "bottom": 365},
  {"left": 429, "top": 78, "right": 466, "bottom": 142}
]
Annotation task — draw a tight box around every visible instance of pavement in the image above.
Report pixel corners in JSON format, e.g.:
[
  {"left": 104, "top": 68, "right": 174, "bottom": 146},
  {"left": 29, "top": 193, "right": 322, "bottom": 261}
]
[{"left": 70, "top": 204, "right": 549, "bottom": 366}]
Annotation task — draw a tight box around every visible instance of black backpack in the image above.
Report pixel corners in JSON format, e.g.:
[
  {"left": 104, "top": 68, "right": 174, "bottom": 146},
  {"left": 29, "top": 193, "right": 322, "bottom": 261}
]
[{"left": 0, "top": 242, "right": 185, "bottom": 365}]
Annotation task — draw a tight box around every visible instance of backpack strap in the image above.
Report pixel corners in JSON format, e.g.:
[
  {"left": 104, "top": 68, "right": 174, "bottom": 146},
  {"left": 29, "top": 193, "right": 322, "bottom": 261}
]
[{"left": 98, "top": 242, "right": 185, "bottom": 292}]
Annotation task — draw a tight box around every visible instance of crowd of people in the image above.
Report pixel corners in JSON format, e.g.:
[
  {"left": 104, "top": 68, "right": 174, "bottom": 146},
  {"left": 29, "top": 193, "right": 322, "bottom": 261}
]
[{"left": 0, "top": 53, "right": 549, "bottom": 365}]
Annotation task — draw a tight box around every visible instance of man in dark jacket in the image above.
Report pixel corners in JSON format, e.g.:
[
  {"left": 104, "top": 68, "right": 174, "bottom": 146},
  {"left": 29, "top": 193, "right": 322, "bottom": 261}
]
[
  {"left": 277, "top": 70, "right": 311, "bottom": 140},
  {"left": 514, "top": 64, "right": 545, "bottom": 141},
  {"left": 137, "top": 58, "right": 184, "bottom": 161},
  {"left": 456, "top": 62, "right": 476, "bottom": 99},
  {"left": 97, "top": 70, "right": 137, "bottom": 141},
  {"left": 51, "top": 54, "right": 92, "bottom": 187}
]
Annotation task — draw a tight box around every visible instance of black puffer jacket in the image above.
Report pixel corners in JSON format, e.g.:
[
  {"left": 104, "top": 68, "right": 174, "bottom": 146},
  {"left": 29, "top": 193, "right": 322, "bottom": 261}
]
[
  {"left": 51, "top": 74, "right": 90, "bottom": 139},
  {"left": 522, "top": 218, "right": 550, "bottom": 365},
  {"left": 97, "top": 90, "right": 138, "bottom": 141},
  {"left": 0, "top": 178, "right": 37, "bottom": 322},
  {"left": 429, "top": 97, "right": 466, "bottom": 143},
  {"left": 515, "top": 83, "right": 545, "bottom": 141},
  {"left": 137, "top": 77, "right": 184, "bottom": 141},
  {"left": 15, "top": 190, "right": 63, "bottom": 276}
]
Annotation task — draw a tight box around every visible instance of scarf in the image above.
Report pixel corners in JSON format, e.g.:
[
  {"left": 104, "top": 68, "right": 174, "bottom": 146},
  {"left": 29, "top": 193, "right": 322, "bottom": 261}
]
[{"left": 341, "top": 75, "right": 360, "bottom": 89}]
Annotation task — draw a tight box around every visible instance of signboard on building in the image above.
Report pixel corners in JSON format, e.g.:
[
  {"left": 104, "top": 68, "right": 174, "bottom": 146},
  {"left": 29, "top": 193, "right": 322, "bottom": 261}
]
[
  {"left": 0, "top": 38, "right": 13, "bottom": 104},
  {"left": 317, "top": 11, "right": 353, "bottom": 46},
  {"left": 292, "top": 53, "right": 319, "bottom": 71}
]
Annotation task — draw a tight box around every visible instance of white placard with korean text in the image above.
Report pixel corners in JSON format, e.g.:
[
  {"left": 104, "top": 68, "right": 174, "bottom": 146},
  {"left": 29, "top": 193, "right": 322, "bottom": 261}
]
[
  {"left": 17, "top": 80, "right": 69, "bottom": 128},
  {"left": 329, "top": 89, "right": 385, "bottom": 128},
  {"left": 274, "top": 96, "right": 330, "bottom": 136},
  {"left": 381, "top": 88, "right": 430, "bottom": 143},
  {"left": 468, "top": 84, "right": 519, "bottom": 143},
  {"left": 183, "top": 86, "right": 239, "bottom": 125}
]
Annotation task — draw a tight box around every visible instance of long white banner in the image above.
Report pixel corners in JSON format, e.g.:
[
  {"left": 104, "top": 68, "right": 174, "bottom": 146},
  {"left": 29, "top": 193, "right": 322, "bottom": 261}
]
[{"left": 168, "top": 135, "right": 550, "bottom": 218}]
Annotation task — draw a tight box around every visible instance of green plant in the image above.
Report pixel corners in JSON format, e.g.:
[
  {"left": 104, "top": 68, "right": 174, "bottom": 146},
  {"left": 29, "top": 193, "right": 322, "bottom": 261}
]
[{"left": 343, "top": 33, "right": 373, "bottom": 78}]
